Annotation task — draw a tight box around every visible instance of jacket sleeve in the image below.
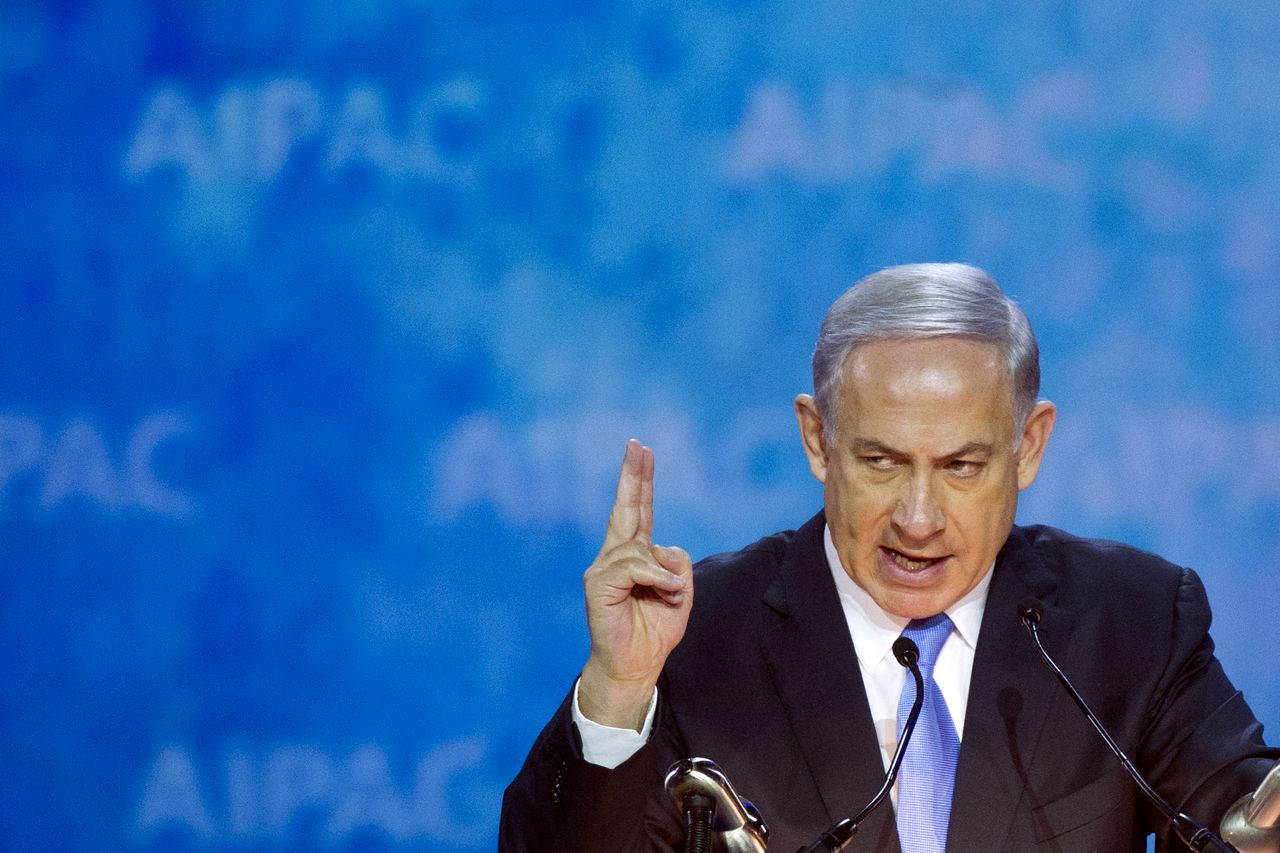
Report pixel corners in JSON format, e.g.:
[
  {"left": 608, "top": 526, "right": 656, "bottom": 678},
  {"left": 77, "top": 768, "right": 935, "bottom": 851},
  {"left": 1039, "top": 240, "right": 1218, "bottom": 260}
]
[
  {"left": 498, "top": 682, "right": 686, "bottom": 852},
  {"left": 1137, "top": 568, "right": 1280, "bottom": 851}
]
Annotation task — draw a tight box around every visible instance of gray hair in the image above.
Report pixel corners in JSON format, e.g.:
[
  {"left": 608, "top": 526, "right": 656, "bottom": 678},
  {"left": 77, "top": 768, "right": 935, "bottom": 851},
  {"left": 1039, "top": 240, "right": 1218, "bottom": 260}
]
[{"left": 812, "top": 263, "right": 1040, "bottom": 442}]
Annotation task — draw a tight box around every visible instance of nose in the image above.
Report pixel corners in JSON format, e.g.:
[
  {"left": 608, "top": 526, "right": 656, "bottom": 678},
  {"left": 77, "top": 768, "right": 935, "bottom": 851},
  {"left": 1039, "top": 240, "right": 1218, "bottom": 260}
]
[{"left": 891, "top": 473, "right": 946, "bottom": 543}]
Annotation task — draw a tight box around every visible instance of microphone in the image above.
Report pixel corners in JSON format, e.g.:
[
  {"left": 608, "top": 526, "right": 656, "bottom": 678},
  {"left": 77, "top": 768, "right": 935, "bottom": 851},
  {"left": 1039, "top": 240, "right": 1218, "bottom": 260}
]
[
  {"left": 1016, "top": 597, "right": 1236, "bottom": 852},
  {"left": 1221, "top": 757, "right": 1280, "bottom": 853},
  {"left": 663, "top": 757, "right": 769, "bottom": 852},
  {"left": 793, "top": 636, "right": 925, "bottom": 853}
]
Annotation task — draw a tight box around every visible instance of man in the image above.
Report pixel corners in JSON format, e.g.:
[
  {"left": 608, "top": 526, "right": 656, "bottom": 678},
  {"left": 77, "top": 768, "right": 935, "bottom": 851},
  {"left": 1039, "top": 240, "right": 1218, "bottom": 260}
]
[{"left": 500, "top": 263, "right": 1278, "bottom": 851}]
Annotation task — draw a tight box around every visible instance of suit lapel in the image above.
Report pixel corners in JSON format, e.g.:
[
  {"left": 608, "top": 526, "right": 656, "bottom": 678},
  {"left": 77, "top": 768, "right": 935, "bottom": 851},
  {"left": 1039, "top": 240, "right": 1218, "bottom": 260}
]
[
  {"left": 946, "top": 526, "right": 1074, "bottom": 852},
  {"left": 758, "top": 513, "right": 903, "bottom": 852}
]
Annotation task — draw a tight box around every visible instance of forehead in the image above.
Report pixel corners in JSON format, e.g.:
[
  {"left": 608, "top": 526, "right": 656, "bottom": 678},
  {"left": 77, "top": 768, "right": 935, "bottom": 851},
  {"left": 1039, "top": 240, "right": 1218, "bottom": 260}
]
[{"left": 837, "top": 337, "right": 1014, "bottom": 438}]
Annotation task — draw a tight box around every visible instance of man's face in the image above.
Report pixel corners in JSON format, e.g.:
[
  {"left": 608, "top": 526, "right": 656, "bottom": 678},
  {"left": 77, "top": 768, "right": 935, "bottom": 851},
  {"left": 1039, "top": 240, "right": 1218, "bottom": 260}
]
[{"left": 795, "top": 337, "right": 1055, "bottom": 620}]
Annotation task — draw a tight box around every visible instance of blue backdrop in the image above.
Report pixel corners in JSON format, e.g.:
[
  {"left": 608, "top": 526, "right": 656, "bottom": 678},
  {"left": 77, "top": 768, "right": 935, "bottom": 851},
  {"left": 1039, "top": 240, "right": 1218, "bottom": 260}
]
[{"left": 3, "top": 2, "right": 1279, "bottom": 850}]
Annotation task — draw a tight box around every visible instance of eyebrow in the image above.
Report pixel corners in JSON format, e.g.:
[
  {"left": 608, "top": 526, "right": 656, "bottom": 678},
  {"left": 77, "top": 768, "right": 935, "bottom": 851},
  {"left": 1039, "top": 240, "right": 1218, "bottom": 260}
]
[
  {"left": 852, "top": 438, "right": 900, "bottom": 456},
  {"left": 851, "top": 438, "right": 997, "bottom": 461},
  {"left": 944, "top": 442, "right": 997, "bottom": 459}
]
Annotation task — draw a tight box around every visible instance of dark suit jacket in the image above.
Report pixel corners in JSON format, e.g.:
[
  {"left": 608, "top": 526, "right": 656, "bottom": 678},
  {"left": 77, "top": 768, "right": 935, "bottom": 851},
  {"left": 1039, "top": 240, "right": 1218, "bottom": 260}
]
[{"left": 500, "top": 512, "right": 1277, "bottom": 851}]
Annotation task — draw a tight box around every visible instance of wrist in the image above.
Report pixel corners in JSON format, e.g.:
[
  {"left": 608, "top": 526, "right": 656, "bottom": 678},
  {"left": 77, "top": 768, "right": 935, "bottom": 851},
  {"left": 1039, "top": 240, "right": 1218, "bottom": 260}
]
[{"left": 578, "top": 660, "right": 657, "bottom": 731}]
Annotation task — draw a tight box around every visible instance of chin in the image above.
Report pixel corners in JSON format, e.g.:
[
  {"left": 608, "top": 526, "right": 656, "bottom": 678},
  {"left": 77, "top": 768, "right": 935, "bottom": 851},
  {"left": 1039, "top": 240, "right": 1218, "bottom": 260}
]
[{"left": 881, "top": 589, "right": 954, "bottom": 621}]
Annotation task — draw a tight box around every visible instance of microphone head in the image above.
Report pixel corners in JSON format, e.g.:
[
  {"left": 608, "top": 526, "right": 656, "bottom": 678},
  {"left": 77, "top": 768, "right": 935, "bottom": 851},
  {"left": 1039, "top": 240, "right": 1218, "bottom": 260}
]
[
  {"left": 1017, "top": 597, "right": 1044, "bottom": 627},
  {"left": 892, "top": 636, "right": 919, "bottom": 668}
]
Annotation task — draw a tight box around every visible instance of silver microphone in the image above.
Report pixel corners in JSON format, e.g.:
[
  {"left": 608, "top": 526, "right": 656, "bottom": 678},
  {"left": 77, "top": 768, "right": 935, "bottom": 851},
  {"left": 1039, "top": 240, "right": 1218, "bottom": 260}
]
[
  {"left": 664, "top": 757, "right": 769, "bottom": 852},
  {"left": 1221, "top": 758, "right": 1280, "bottom": 853}
]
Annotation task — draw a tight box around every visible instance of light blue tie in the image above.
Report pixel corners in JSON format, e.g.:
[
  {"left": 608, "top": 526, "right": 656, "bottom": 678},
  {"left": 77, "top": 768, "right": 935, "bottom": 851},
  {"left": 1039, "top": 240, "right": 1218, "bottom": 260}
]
[{"left": 895, "top": 614, "right": 960, "bottom": 853}]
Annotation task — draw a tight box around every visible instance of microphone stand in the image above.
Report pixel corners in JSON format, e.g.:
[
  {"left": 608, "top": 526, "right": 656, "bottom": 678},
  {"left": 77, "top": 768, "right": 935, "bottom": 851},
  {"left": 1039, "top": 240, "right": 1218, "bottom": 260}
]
[
  {"left": 1221, "top": 758, "right": 1280, "bottom": 853},
  {"left": 794, "top": 637, "right": 925, "bottom": 853}
]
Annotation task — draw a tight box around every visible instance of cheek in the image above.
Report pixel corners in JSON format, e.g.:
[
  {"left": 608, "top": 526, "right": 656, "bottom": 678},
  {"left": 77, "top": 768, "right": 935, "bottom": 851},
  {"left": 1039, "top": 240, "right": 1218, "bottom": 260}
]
[
  {"left": 830, "top": 479, "right": 896, "bottom": 536},
  {"left": 954, "top": 485, "right": 1018, "bottom": 540}
]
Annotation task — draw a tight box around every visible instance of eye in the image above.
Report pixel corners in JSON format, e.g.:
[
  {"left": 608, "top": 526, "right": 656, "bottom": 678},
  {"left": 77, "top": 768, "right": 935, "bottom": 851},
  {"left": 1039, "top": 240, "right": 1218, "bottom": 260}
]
[
  {"left": 861, "top": 455, "right": 898, "bottom": 471},
  {"left": 946, "top": 459, "right": 984, "bottom": 477}
]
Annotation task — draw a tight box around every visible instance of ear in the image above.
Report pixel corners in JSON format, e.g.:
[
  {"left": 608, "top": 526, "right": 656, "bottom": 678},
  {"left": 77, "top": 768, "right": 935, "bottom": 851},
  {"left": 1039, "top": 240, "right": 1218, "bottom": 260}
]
[
  {"left": 1015, "top": 400, "right": 1057, "bottom": 490},
  {"left": 794, "top": 394, "right": 830, "bottom": 484}
]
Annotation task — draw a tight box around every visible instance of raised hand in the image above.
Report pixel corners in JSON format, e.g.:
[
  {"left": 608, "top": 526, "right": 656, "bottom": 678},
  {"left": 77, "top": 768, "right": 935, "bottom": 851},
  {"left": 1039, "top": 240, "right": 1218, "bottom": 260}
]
[{"left": 578, "top": 439, "right": 694, "bottom": 730}]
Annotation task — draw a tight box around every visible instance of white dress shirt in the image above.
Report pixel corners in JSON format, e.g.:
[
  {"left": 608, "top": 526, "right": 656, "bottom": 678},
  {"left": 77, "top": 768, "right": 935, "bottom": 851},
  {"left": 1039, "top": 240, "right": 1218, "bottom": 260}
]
[
  {"left": 572, "top": 524, "right": 993, "bottom": 771},
  {"left": 824, "top": 526, "right": 991, "bottom": 774}
]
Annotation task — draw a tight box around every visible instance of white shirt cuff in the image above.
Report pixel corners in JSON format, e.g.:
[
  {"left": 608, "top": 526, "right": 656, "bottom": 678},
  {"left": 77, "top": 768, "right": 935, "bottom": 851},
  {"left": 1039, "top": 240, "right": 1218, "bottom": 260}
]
[{"left": 571, "top": 678, "right": 658, "bottom": 769}]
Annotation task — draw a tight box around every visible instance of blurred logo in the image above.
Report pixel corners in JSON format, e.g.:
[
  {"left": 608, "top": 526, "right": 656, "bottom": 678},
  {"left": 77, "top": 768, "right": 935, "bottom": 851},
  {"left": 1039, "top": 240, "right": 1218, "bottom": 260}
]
[
  {"left": 0, "top": 411, "right": 193, "bottom": 517},
  {"left": 726, "top": 76, "right": 1091, "bottom": 190},
  {"left": 125, "top": 78, "right": 482, "bottom": 186},
  {"left": 429, "top": 409, "right": 812, "bottom": 536},
  {"left": 133, "top": 739, "right": 497, "bottom": 847}
]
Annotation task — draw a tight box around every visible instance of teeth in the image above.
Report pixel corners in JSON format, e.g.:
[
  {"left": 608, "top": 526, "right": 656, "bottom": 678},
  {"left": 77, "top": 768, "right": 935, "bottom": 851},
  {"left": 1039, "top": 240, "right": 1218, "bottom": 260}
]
[{"left": 890, "top": 551, "right": 930, "bottom": 571}]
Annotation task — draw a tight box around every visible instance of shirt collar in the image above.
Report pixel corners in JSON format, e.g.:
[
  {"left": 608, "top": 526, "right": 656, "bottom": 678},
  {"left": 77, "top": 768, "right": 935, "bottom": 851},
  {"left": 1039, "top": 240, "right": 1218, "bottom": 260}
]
[{"left": 823, "top": 524, "right": 992, "bottom": 670}]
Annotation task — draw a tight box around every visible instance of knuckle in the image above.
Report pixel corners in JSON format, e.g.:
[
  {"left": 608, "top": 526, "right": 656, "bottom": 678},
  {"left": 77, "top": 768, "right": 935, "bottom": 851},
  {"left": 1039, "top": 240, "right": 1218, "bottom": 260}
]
[
  {"left": 601, "top": 540, "right": 646, "bottom": 564},
  {"left": 586, "top": 550, "right": 652, "bottom": 585},
  {"left": 613, "top": 554, "right": 654, "bottom": 576}
]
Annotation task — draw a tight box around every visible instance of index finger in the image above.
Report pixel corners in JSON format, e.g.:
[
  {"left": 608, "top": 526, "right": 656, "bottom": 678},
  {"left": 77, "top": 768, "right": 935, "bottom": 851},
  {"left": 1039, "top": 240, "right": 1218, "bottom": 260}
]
[{"left": 604, "top": 438, "right": 654, "bottom": 548}]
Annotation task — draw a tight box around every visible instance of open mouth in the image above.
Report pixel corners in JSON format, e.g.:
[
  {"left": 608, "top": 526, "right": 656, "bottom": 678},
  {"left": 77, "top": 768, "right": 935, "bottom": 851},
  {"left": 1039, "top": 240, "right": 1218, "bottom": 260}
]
[{"left": 882, "top": 547, "right": 947, "bottom": 573}]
